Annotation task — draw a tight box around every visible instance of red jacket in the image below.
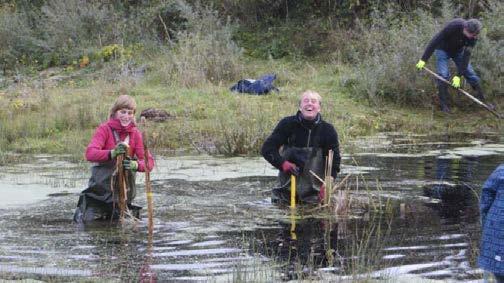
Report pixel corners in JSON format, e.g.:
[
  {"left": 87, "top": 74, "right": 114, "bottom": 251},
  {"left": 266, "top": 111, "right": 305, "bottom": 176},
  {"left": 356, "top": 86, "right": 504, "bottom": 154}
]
[{"left": 85, "top": 118, "right": 155, "bottom": 172}]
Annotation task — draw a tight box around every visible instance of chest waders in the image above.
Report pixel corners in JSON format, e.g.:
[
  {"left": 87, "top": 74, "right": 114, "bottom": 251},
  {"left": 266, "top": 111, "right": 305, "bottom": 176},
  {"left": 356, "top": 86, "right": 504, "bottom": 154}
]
[
  {"left": 73, "top": 130, "right": 137, "bottom": 223},
  {"left": 274, "top": 146, "right": 325, "bottom": 204}
]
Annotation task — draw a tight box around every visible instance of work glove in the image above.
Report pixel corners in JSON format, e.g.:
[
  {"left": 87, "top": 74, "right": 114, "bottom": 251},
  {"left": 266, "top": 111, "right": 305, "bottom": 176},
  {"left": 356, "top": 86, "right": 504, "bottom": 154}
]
[
  {"left": 122, "top": 158, "right": 138, "bottom": 172},
  {"left": 281, "top": 160, "right": 299, "bottom": 176},
  {"left": 111, "top": 143, "right": 127, "bottom": 159},
  {"left": 451, "top": 76, "right": 461, "bottom": 88},
  {"left": 415, "top": 60, "right": 426, "bottom": 70}
]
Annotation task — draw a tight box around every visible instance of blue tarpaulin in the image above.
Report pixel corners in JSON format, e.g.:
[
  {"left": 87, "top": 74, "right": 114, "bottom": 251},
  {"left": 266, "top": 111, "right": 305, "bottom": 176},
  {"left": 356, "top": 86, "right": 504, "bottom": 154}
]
[{"left": 230, "top": 74, "right": 279, "bottom": 95}]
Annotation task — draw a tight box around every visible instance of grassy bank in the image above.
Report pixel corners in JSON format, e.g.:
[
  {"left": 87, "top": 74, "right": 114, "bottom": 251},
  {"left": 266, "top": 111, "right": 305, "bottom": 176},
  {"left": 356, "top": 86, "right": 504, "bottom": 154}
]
[
  {"left": 1, "top": 0, "right": 502, "bottom": 163},
  {"left": 0, "top": 58, "right": 500, "bottom": 162}
]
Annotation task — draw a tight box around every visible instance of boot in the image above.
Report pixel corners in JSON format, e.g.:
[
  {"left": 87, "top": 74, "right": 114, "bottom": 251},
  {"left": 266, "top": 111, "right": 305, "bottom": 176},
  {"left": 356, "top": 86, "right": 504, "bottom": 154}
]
[
  {"left": 472, "top": 84, "right": 486, "bottom": 101},
  {"left": 472, "top": 84, "right": 496, "bottom": 110},
  {"left": 437, "top": 84, "right": 450, "bottom": 113}
]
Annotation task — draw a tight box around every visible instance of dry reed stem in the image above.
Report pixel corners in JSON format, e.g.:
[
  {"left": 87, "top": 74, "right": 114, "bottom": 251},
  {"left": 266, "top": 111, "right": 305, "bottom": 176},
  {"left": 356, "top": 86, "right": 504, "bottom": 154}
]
[
  {"left": 331, "top": 174, "right": 352, "bottom": 193},
  {"left": 116, "top": 154, "right": 129, "bottom": 222},
  {"left": 324, "top": 150, "right": 334, "bottom": 206},
  {"left": 309, "top": 170, "right": 325, "bottom": 184}
]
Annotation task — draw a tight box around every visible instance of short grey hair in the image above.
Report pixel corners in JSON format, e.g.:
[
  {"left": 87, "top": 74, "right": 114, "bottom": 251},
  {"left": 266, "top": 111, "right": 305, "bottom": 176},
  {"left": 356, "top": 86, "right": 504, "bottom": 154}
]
[
  {"left": 299, "top": 90, "right": 322, "bottom": 106},
  {"left": 465, "top": 19, "right": 482, "bottom": 34}
]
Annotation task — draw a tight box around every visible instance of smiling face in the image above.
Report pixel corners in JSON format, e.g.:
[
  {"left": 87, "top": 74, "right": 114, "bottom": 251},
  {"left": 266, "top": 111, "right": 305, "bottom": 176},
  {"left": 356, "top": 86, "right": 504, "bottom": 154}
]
[
  {"left": 299, "top": 91, "right": 321, "bottom": 121},
  {"left": 115, "top": 108, "right": 135, "bottom": 126}
]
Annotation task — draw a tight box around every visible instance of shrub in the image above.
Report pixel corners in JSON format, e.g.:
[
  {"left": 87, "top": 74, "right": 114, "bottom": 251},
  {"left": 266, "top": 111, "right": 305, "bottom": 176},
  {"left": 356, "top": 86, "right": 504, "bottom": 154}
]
[
  {"left": 474, "top": 1, "right": 504, "bottom": 96},
  {"left": 151, "top": 3, "right": 244, "bottom": 87},
  {"left": 0, "top": 5, "right": 41, "bottom": 70}
]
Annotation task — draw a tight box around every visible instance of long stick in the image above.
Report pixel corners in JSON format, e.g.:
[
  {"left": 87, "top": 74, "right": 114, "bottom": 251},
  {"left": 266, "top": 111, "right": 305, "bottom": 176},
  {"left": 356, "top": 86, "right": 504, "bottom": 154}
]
[
  {"left": 117, "top": 154, "right": 128, "bottom": 222},
  {"left": 290, "top": 175, "right": 296, "bottom": 209},
  {"left": 141, "top": 117, "right": 154, "bottom": 236},
  {"left": 423, "top": 67, "right": 501, "bottom": 119}
]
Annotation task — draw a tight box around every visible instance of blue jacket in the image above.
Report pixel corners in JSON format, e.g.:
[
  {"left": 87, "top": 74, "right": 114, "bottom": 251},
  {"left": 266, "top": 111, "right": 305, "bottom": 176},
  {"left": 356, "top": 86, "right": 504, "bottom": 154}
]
[
  {"left": 230, "top": 74, "right": 279, "bottom": 95},
  {"left": 478, "top": 164, "right": 504, "bottom": 275}
]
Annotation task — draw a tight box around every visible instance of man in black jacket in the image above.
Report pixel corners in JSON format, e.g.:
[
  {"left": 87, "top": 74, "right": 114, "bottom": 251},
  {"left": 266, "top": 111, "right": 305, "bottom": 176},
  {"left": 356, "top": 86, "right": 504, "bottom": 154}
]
[
  {"left": 416, "top": 18, "right": 488, "bottom": 113},
  {"left": 261, "top": 90, "right": 341, "bottom": 204}
]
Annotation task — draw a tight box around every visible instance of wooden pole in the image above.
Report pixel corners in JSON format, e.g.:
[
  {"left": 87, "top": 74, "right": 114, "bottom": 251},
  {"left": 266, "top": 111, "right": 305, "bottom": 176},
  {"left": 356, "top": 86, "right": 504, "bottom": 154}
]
[
  {"left": 423, "top": 66, "right": 502, "bottom": 119},
  {"left": 141, "top": 117, "right": 154, "bottom": 236},
  {"left": 290, "top": 175, "right": 296, "bottom": 209}
]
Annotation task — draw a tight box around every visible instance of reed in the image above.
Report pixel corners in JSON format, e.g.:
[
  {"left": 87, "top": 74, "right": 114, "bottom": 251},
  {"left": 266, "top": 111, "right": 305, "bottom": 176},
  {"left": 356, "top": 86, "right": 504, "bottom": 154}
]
[
  {"left": 324, "top": 150, "right": 333, "bottom": 206},
  {"left": 115, "top": 154, "right": 129, "bottom": 222},
  {"left": 310, "top": 149, "right": 353, "bottom": 216},
  {"left": 110, "top": 144, "right": 133, "bottom": 223}
]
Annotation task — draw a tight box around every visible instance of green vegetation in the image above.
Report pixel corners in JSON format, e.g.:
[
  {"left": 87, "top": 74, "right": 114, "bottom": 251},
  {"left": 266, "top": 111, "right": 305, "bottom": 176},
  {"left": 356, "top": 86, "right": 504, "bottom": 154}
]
[{"left": 0, "top": 0, "right": 502, "bottom": 160}]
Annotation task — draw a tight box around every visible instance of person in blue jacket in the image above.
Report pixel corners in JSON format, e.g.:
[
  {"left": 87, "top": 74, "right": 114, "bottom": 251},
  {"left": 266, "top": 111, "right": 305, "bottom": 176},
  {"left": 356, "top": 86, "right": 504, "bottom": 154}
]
[{"left": 478, "top": 164, "right": 504, "bottom": 283}]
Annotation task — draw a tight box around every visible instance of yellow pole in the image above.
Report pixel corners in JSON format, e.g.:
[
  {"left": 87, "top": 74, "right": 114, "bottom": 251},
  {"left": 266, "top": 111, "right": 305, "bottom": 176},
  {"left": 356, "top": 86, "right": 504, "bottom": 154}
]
[
  {"left": 290, "top": 175, "right": 296, "bottom": 238},
  {"left": 290, "top": 175, "right": 296, "bottom": 208}
]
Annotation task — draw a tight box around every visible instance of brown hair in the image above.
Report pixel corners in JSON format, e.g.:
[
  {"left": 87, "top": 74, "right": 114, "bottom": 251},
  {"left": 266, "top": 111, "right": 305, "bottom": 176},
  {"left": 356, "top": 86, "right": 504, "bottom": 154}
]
[{"left": 109, "top": 95, "right": 137, "bottom": 118}]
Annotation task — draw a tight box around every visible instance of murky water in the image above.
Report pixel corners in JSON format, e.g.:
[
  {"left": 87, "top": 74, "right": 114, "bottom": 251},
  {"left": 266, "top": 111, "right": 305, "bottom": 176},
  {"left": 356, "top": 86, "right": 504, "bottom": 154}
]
[{"left": 0, "top": 132, "right": 502, "bottom": 282}]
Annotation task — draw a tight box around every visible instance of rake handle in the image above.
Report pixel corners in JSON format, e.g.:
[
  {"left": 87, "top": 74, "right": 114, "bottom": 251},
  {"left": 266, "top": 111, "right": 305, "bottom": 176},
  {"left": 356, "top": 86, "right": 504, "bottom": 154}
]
[{"left": 422, "top": 67, "right": 502, "bottom": 119}]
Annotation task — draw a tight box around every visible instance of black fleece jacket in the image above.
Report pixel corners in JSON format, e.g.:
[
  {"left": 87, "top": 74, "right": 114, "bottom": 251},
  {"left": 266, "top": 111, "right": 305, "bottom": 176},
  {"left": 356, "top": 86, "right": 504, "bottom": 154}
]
[
  {"left": 421, "top": 18, "right": 477, "bottom": 75},
  {"left": 261, "top": 111, "right": 340, "bottom": 177}
]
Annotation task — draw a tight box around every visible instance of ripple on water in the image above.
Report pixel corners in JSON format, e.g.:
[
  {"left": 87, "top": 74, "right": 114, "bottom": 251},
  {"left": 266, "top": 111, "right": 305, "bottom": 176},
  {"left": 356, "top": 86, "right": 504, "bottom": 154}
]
[{"left": 0, "top": 133, "right": 502, "bottom": 281}]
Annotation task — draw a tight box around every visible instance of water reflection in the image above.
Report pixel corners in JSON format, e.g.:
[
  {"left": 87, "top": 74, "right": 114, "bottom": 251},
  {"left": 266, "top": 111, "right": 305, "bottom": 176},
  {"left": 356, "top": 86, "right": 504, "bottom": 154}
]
[
  {"left": 423, "top": 157, "right": 480, "bottom": 221},
  {"left": 260, "top": 217, "right": 340, "bottom": 280}
]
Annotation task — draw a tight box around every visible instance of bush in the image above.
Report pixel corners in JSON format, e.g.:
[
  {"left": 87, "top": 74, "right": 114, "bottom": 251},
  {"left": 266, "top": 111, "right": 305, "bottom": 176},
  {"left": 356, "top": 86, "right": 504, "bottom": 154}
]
[
  {"left": 0, "top": 0, "right": 191, "bottom": 71},
  {"left": 0, "top": 5, "right": 41, "bottom": 70},
  {"left": 474, "top": 1, "right": 504, "bottom": 96},
  {"left": 150, "top": 3, "right": 244, "bottom": 87}
]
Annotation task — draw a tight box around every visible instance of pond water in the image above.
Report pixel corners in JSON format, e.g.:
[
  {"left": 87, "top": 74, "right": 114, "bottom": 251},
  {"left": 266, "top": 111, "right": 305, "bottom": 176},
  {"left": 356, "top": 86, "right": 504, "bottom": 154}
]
[{"left": 0, "top": 132, "right": 502, "bottom": 282}]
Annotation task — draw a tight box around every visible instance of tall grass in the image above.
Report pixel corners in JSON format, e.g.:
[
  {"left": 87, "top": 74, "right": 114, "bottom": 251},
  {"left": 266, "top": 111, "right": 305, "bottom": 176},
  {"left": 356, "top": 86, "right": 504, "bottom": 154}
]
[{"left": 146, "top": 4, "right": 244, "bottom": 87}]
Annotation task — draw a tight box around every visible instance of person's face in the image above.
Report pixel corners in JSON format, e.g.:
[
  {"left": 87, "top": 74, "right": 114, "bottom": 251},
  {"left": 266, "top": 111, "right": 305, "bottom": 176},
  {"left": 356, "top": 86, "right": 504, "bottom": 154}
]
[
  {"left": 115, "top": 108, "right": 135, "bottom": 126},
  {"left": 463, "top": 28, "right": 478, "bottom": 39},
  {"left": 299, "top": 94, "right": 321, "bottom": 120}
]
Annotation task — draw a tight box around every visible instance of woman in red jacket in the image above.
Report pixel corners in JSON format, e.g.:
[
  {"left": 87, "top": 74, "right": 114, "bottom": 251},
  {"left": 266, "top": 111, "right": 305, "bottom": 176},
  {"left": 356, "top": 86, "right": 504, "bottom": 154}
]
[{"left": 74, "top": 95, "right": 155, "bottom": 223}]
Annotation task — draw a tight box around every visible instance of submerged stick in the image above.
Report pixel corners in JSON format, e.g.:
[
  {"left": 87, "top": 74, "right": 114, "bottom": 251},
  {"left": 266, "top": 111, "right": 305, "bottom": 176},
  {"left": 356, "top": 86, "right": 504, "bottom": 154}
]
[{"left": 289, "top": 209, "right": 297, "bottom": 240}]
